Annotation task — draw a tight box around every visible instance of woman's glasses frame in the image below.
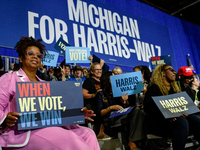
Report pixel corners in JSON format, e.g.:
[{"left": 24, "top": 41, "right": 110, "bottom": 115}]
[
  {"left": 164, "top": 68, "right": 176, "bottom": 73},
  {"left": 26, "top": 50, "right": 44, "bottom": 59}
]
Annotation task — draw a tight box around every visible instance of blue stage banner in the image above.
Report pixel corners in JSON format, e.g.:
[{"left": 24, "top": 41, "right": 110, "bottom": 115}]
[
  {"left": 16, "top": 81, "right": 85, "bottom": 130},
  {"left": 65, "top": 47, "right": 90, "bottom": 63},
  {"left": 151, "top": 55, "right": 172, "bottom": 70},
  {"left": 110, "top": 71, "right": 144, "bottom": 97},
  {"left": 0, "top": 0, "right": 175, "bottom": 68},
  {"left": 42, "top": 51, "right": 59, "bottom": 67},
  {"left": 152, "top": 91, "right": 200, "bottom": 119},
  {"left": 109, "top": 107, "right": 134, "bottom": 118}
]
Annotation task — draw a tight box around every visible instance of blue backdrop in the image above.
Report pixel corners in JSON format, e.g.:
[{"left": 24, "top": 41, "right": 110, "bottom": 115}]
[{"left": 0, "top": 0, "right": 200, "bottom": 73}]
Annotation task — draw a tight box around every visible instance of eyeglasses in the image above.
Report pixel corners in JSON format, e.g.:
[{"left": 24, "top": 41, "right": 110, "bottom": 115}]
[
  {"left": 94, "top": 69, "right": 102, "bottom": 71},
  {"left": 164, "top": 68, "right": 176, "bottom": 73},
  {"left": 26, "top": 50, "right": 44, "bottom": 59},
  {"left": 183, "top": 76, "right": 193, "bottom": 80}
]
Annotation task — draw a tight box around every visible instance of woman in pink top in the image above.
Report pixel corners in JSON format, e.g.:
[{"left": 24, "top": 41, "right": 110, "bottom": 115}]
[{"left": 0, "top": 37, "right": 100, "bottom": 150}]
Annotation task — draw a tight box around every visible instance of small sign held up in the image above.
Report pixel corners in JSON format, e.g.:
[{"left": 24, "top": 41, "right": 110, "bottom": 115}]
[
  {"left": 54, "top": 37, "right": 70, "bottom": 56},
  {"left": 65, "top": 47, "right": 90, "bottom": 63},
  {"left": 42, "top": 50, "right": 59, "bottom": 67},
  {"left": 110, "top": 71, "right": 144, "bottom": 97},
  {"left": 151, "top": 55, "right": 171, "bottom": 70}
]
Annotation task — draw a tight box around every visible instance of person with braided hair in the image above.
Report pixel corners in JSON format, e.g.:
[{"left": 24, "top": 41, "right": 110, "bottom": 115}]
[{"left": 144, "top": 64, "right": 200, "bottom": 150}]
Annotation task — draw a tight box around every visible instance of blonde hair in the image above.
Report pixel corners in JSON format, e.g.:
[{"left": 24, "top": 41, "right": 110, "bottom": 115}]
[
  {"left": 89, "top": 62, "right": 100, "bottom": 72},
  {"left": 112, "top": 67, "right": 122, "bottom": 74},
  {"left": 151, "top": 64, "right": 181, "bottom": 95}
]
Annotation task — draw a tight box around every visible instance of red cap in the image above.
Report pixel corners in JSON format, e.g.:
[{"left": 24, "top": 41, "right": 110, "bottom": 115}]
[{"left": 177, "top": 66, "right": 195, "bottom": 76}]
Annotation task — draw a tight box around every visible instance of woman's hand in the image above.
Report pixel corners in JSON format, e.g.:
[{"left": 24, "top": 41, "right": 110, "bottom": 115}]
[
  {"left": 94, "top": 88, "right": 102, "bottom": 97},
  {"left": 60, "top": 65, "right": 66, "bottom": 75},
  {"left": 3, "top": 112, "right": 21, "bottom": 127},
  {"left": 121, "top": 93, "right": 128, "bottom": 104},
  {"left": 100, "top": 59, "right": 105, "bottom": 68},
  {"left": 81, "top": 107, "right": 96, "bottom": 122},
  {"left": 60, "top": 65, "right": 66, "bottom": 81},
  {"left": 181, "top": 113, "right": 188, "bottom": 118},
  {"left": 110, "top": 105, "right": 123, "bottom": 111},
  {"left": 88, "top": 55, "right": 93, "bottom": 61},
  {"left": 141, "top": 89, "right": 147, "bottom": 94},
  {"left": 170, "top": 118, "right": 177, "bottom": 122},
  {"left": 197, "top": 103, "right": 200, "bottom": 109}
]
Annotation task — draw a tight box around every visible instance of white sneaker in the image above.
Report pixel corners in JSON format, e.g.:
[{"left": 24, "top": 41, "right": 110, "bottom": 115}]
[{"left": 97, "top": 134, "right": 112, "bottom": 141}]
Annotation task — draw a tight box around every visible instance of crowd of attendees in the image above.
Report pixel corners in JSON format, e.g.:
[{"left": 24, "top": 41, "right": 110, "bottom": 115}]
[{"left": 0, "top": 36, "right": 200, "bottom": 150}]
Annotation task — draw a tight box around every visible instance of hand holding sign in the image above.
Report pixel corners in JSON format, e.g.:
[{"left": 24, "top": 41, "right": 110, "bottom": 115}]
[
  {"left": 100, "top": 59, "right": 105, "bottom": 68},
  {"left": 110, "top": 105, "right": 123, "bottom": 111},
  {"left": 181, "top": 113, "right": 188, "bottom": 118},
  {"left": 81, "top": 107, "right": 96, "bottom": 122},
  {"left": 109, "top": 107, "right": 134, "bottom": 118},
  {"left": 3, "top": 112, "right": 21, "bottom": 127},
  {"left": 121, "top": 93, "right": 128, "bottom": 104}
]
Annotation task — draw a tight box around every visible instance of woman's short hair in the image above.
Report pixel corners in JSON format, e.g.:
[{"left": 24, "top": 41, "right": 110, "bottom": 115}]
[
  {"left": 89, "top": 62, "right": 100, "bottom": 72},
  {"left": 112, "top": 67, "right": 122, "bottom": 74},
  {"left": 14, "top": 36, "right": 47, "bottom": 58}
]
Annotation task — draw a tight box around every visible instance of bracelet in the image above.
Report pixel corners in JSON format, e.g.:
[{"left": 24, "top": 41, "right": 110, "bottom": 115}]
[{"left": 92, "top": 93, "right": 94, "bottom": 98}]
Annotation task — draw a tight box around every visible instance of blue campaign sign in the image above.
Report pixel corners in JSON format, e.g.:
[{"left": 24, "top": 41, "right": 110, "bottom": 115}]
[
  {"left": 110, "top": 71, "right": 144, "bottom": 97},
  {"left": 65, "top": 47, "right": 90, "bottom": 63},
  {"left": 0, "top": 0, "right": 175, "bottom": 68},
  {"left": 54, "top": 37, "right": 71, "bottom": 56},
  {"left": 109, "top": 107, "right": 134, "bottom": 118},
  {"left": 152, "top": 91, "right": 200, "bottom": 119},
  {"left": 16, "top": 81, "right": 85, "bottom": 130},
  {"left": 42, "top": 51, "right": 59, "bottom": 67},
  {"left": 151, "top": 55, "right": 172, "bottom": 70}
]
